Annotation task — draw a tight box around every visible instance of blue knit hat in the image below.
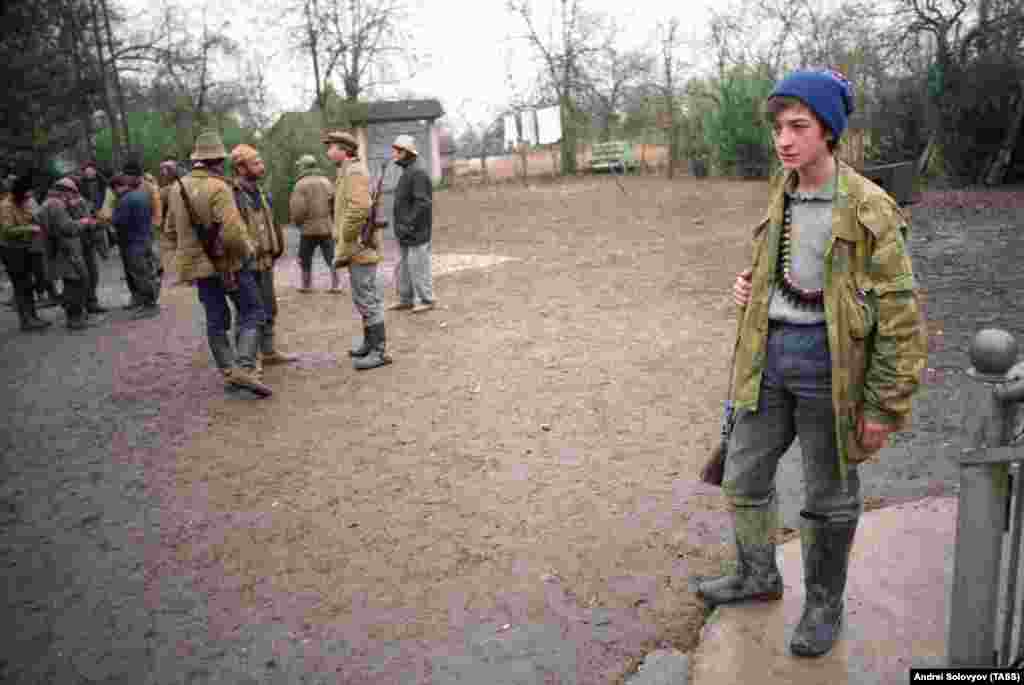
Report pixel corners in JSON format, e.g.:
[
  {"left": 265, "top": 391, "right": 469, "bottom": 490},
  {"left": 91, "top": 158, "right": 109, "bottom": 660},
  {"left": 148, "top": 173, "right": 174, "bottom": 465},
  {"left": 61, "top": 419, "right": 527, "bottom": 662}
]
[{"left": 769, "top": 69, "right": 855, "bottom": 141}]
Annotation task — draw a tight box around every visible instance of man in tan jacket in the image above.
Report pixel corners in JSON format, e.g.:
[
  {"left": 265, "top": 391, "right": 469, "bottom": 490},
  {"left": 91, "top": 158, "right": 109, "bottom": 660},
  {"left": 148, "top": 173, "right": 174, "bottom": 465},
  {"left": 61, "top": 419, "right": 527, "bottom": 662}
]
[
  {"left": 289, "top": 154, "right": 339, "bottom": 293},
  {"left": 230, "top": 144, "right": 296, "bottom": 367},
  {"left": 162, "top": 131, "right": 272, "bottom": 397},
  {"left": 323, "top": 130, "right": 391, "bottom": 370}
]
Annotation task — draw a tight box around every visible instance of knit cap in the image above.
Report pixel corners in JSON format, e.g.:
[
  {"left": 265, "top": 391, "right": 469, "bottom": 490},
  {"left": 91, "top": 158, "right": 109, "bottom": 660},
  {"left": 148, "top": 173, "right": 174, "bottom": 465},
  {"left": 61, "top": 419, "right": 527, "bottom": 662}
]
[{"left": 769, "top": 69, "right": 855, "bottom": 141}]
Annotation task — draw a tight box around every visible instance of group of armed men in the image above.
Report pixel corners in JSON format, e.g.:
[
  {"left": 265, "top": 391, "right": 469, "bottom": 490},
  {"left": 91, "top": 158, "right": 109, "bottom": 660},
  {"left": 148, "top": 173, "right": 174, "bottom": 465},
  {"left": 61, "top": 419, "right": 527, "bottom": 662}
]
[{"left": 0, "top": 128, "right": 436, "bottom": 398}]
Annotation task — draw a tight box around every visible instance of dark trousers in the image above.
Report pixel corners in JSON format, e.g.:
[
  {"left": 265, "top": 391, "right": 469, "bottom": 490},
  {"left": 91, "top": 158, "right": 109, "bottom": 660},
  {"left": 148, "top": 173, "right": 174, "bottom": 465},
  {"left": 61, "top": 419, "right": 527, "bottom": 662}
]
[
  {"left": 196, "top": 269, "right": 265, "bottom": 339},
  {"left": 121, "top": 242, "right": 157, "bottom": 306},
  {"left": 80, "top": 233, "right": 101, "bottom": 306},
  {"left": 1, "top": 245, "right": 34, "bottom": 303},
  {"left": 723, "top": 321, "right": 861, "bottom": 524},
  {"left": 29, "top": 252, "right": 55, "bottom": 297},
  {"left": 256, "top": 268, "right": 277, "bottom": 332},
  {"left": 61, "top": 278, "right": 87, "bottom": 320},
  {"left": 298, "top": 235, "right": 336, "bottom": 271}
]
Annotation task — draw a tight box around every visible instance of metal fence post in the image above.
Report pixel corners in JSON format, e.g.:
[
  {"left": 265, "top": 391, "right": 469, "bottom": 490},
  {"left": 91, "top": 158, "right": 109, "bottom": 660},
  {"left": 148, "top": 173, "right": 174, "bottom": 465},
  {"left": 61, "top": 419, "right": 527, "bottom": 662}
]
[{"left": 948, "top": 329, "right": 1019, "bottom": 666}]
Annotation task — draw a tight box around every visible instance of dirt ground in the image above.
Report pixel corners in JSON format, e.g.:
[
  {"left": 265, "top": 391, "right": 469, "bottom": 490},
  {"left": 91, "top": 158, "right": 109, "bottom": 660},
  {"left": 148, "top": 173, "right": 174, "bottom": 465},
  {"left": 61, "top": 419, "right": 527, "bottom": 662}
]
[
  {"left": 167, "top": 175, "right": 758, "bottom": 679},
  {"left": 4, "top": 174, "right": 1017, "bottom": 684}
]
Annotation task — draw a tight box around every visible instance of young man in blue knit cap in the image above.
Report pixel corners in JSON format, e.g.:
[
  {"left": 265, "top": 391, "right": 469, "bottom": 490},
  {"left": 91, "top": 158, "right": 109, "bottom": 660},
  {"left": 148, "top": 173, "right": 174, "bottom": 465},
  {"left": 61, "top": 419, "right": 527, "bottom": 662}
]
[{"left": 695, "top": 69, "right": 927, "bottom": 656}]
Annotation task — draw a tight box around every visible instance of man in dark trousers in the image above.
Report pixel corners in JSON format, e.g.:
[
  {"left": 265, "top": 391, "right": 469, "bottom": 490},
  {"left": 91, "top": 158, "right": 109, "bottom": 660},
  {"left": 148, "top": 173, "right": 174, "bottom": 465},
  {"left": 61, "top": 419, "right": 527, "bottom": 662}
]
[
  {"left": 35, "top": 178, "right": 96, "bottom": 330},
  {"left": 695, "top": 69, "right": 927, "bottom": 657},
  {"left": 387, "top": 134, "right": 435, "bottom": 313},
  {"left": 110, "top": 174, "right": 160, "bottom": 319}
]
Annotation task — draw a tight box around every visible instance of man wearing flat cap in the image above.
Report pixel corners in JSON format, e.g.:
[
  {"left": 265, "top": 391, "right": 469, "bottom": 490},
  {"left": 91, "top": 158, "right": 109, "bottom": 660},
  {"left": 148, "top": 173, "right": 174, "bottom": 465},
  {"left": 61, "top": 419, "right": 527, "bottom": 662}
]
[
  {"left": 696, "top": 69, "right": 927, "bottom": 657},
  {"left": 162, "top": 130, "right": 272, "bottom": 397},
  {"left": 230, "top": 143, "right": 295, "bottom": 368},
  {"left": 289, "top": 154, "right": 339, "bottom": 294},
  {"left": 323, "top": 130, "right": 391, "bottom": 370}
]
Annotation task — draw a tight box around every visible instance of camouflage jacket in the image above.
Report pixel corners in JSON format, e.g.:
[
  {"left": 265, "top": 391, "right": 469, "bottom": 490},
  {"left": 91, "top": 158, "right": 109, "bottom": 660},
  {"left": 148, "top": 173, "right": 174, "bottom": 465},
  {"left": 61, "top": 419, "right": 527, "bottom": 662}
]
[
  {"left": 161, "top": 168, "right": 252, "bottom": 283},
  {"left": 232, "top": 181, "right": 284, "bottom": 271},
  {"left": 35, "top": 197, "right": 87, "bottom": 280},
  {"left": 732, "top": 160, "right": 928, "bottom": 472},
  {"left": 332, "top": 157, "right": 376, "bottom": 266}
]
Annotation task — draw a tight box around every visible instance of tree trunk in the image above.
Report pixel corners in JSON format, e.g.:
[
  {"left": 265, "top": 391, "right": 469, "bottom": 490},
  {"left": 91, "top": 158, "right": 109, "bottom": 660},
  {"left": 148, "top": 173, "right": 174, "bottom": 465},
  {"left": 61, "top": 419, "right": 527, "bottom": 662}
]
[
  {"left": 64, "top": 0, "right": 94, "bottom": 162},
  {"left": 87, "top": 0, "right": 121, "bottom": 168},
  {"left": 98, "top": 0, "right": 131, "bottom": 156},
  {"left": 558, "top": 95, "right": 576, "bottom": 176},
  {"left": 984, "top": 81, "right": 1024, "bottom": 186},
  {"left": 918, "top": 133, "right": 936, "bottom": 177}
]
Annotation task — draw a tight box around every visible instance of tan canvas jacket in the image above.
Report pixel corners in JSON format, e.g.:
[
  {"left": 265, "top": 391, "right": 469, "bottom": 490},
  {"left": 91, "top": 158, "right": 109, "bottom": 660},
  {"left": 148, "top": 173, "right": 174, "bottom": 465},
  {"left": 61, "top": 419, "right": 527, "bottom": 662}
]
[
  {"left": 289, "top": 170, "right": 334, "bottom": 238},
  {"left": 731, "top": 160, "right": 927, "bottom": 475},
  {"left": 161, "top": 169, "right": 252, "bottom": 283},
  {"left": 332, "top": 157, "right": 377, "bottom": 265}
]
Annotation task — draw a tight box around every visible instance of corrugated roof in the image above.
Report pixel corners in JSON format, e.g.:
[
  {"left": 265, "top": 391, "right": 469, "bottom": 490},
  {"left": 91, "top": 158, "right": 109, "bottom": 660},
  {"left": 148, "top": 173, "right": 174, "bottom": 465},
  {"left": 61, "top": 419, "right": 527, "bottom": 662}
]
[{"left": 364, "top": 99, "right": 444, "bottom": 123}]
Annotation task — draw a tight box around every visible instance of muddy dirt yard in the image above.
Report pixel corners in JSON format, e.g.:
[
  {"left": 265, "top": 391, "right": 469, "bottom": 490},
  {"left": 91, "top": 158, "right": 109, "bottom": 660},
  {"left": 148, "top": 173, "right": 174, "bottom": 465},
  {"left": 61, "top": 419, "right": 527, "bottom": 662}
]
[{"left": 2, "top": 174, "right": 1017, "bottom": 684}]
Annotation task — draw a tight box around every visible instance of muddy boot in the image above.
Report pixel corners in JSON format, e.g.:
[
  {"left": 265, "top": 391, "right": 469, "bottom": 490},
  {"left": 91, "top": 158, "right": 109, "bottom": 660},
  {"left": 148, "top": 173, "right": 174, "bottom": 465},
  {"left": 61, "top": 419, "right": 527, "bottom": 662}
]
[
  {"left": 230, "top": 327, "right": 273, "bottom": 397},
  {"left": 297, "top": 269, "right": 313, "bottom": 293},
  {"left": 790, "top": 517, "right": 858, "bottom": 657},
  {"left": 696, "top": 502, "right": 784, "bottom": 608},
  {"left": 353, "top": 322, "right": 392, "bottom": 370},
  {"left": 348, "top": 326, "right": 371, "bottom": 358},
  {"left": 260, "top": 328, "right": 297, "bottom": 366},
  {"left": 329, "top": 270, "right": 343, "bottom": 294}
]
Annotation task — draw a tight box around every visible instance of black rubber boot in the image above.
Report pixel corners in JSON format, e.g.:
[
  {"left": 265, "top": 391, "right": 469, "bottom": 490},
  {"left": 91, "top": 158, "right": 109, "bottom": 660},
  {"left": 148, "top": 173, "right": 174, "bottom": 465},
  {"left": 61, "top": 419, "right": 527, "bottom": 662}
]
[
  {"left": 697, "top": 502, "right": 784, "bottom": 607},
  {"left": 349, "top": 326, "right": 372, "bottom": 357},
  {"left": 789, "top": 516, "right": 858, "bottom": 657},
  {"left": 353, "top": 323, "right": 392, "bottom": 370}
]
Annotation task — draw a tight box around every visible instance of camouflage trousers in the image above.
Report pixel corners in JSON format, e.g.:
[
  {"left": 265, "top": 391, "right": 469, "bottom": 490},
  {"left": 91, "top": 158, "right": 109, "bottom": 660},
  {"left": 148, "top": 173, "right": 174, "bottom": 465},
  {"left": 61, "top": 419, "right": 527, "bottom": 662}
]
[
  {"left": 723, "top": 321, "right": 861, "bottom": 524},
  {"left": 349, "top": 263, "right": 382, "bottom": 327}
]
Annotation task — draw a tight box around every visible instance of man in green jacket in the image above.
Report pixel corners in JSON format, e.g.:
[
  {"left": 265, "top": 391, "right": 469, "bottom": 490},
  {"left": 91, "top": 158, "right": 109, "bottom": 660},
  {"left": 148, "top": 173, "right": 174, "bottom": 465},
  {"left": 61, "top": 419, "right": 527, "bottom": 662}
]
[{"left": 695, "top": 69, "right": 927, "bottom": 657}]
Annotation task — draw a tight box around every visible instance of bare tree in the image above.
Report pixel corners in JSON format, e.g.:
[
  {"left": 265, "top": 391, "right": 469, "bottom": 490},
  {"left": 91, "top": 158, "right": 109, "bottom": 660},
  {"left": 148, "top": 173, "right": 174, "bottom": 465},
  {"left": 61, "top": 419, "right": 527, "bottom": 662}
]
[
  {"left": 647, "top": 18, "right": 688, "bottom": 178},
  {"left": 508, "top": 0, "right": 614, "bottom": 175},
  {"left": 582, "top": 45, "right": 653, "bottom": 142},
  {"left": 287, "top": 0, "right": 421, "bottom": 107},
  {"left": 153, "top": 7, "right": 243, "bottom": 147}
]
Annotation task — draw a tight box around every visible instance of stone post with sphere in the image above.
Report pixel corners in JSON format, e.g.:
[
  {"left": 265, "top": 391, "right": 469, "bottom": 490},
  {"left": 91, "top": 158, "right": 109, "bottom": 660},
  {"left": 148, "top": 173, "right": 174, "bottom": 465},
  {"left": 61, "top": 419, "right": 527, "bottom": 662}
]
[{"left": 948, "top": 328, "right": 1024, "bottom": 666}]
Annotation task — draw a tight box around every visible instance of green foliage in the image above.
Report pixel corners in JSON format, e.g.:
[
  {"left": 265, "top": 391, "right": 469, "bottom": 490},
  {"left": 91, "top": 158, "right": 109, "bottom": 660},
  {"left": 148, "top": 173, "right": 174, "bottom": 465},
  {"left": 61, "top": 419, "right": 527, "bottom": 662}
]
[
  {"left": 94, "top": 111, "right": 245, "bottom": 174},
  {"left": 263, "top": 111, "right": 337, "bottom": 225},
  {"left": 702, "top": 67, "right": 775, "bottom": 176}
]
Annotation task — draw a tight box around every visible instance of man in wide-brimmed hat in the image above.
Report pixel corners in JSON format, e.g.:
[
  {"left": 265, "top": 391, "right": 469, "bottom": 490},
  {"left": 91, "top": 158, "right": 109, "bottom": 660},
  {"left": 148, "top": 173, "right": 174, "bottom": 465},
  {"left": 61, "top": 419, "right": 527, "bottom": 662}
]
[
  {"left": 323, "top": 129, "right": 392, "bottom": 370},
  {"left": 290, "top": 154, "right": 339, "bottom": 293},
  {"left": 162, "top": 129, "right": 272, "bottom": 397},
  {"left": 387, "top": 134, "right": 435, "bottom": 314}
]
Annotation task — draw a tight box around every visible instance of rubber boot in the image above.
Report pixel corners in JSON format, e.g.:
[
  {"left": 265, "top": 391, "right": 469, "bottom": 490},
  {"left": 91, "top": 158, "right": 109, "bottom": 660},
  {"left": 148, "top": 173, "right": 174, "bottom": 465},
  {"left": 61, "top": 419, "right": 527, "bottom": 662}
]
[
  {"left": 790, "top": 517, "right": 858, "bottom": 657},
  {"left": 696, "top": 501, "right": 784, "bottom": 607},
  {"left": 298, "top": 269, "right": 313, "bottom": 293},
  {"left": 16, "top": 290, "right": 50, "bottom": 331},
  {"left": 353, "top": 322, "right": 392, "bottom": 370},
  {"left": 229, "top": 327, "right": 273, "bottom": 397},
  {"left": 329, "top": 270, "right": 342, "bottom": 294},
  {"left": 348, "top": 326, "right": 371, "bottom": 358},
  {"left": 260, "top": 327, "right": 297, "bottom": 366}
]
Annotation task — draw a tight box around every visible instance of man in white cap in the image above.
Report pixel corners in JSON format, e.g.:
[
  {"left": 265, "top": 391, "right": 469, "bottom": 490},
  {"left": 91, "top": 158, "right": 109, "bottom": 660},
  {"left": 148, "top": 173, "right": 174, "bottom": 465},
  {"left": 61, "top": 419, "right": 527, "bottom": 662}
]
[
  {"left": 323, "top": 130, "right": 392, "bottom": 370},
  {"left": 289, "top": 154, "right": 340, "bottom": 293},
  {"left": 387, "top": 134, "right": 435, "bottom": 313}
]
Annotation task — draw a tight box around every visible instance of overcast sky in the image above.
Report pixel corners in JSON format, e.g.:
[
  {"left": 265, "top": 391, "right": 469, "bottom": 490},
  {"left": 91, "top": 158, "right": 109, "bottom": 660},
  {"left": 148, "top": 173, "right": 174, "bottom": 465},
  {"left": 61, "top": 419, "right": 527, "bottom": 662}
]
[{"left": 125, "top": 0, "right": 720, "bottom": 132}]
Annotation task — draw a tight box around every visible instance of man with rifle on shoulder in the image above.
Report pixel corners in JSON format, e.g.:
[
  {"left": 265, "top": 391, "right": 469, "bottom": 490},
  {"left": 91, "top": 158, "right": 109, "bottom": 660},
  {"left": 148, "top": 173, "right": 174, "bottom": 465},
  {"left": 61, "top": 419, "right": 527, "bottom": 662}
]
[
  {"left": 324, "top": 129, "right": 392, "bottom": 371},
  {"left": 162, "top": 130, "right": 272, "bottom": 397}
]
